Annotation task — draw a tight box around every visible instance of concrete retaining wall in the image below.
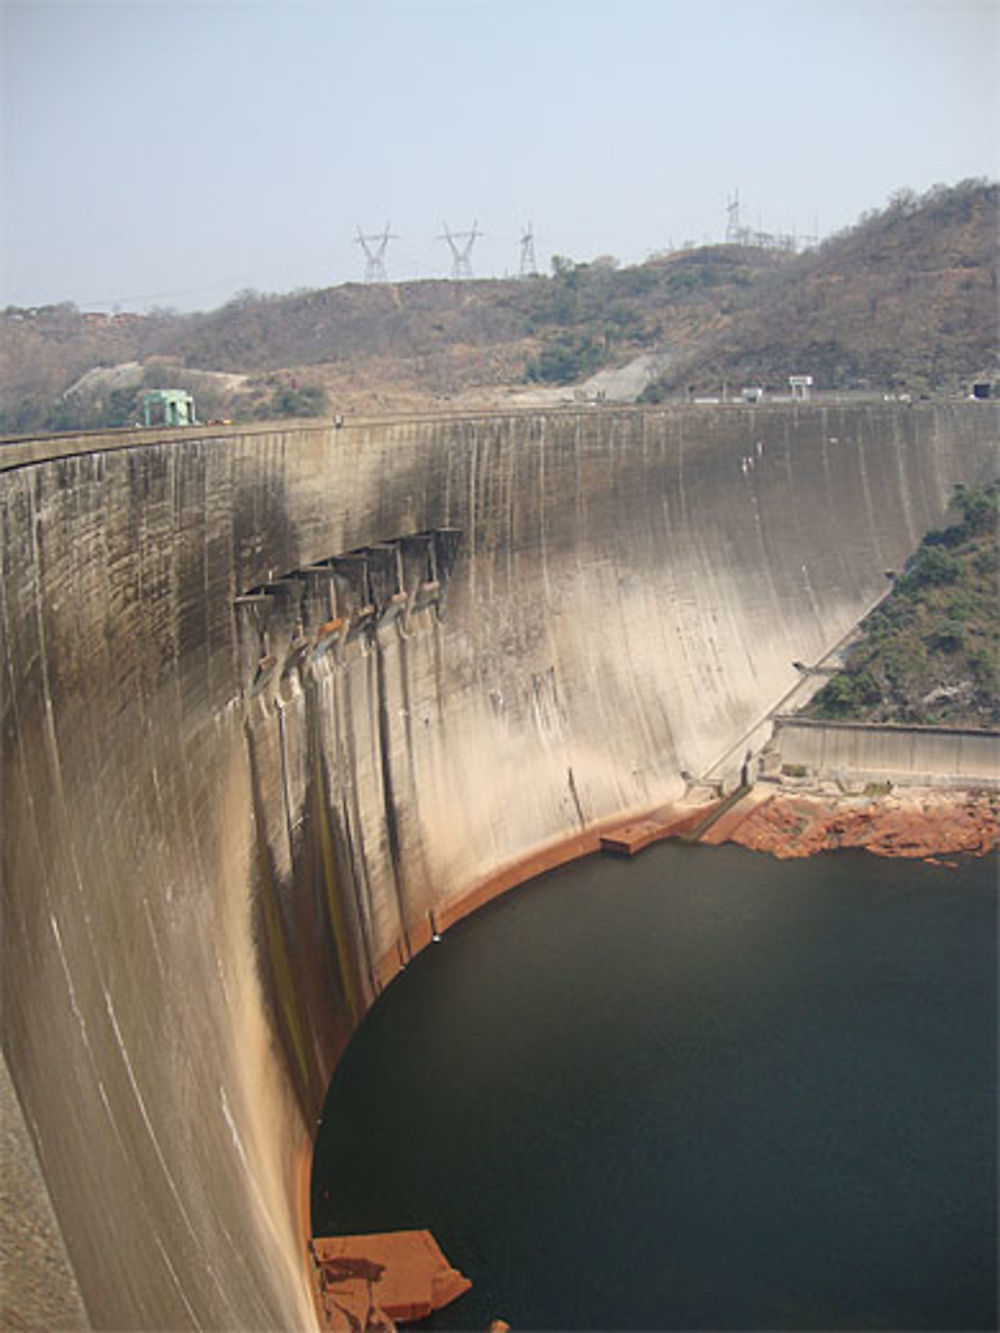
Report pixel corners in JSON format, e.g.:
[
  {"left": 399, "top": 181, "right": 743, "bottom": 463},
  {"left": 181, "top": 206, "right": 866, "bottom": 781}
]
[
  {"left": 2, "top": 402, "right": 997, "bottom": 1328},
  {"left": 771, "top": 717, "right": 1000, "bottom": 786}
]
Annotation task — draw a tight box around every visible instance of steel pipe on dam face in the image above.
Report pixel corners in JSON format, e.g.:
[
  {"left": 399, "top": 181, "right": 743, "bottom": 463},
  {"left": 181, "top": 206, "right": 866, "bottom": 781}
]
[{"left": 2, "top": 403, "right": 996, "bottom": 1329}]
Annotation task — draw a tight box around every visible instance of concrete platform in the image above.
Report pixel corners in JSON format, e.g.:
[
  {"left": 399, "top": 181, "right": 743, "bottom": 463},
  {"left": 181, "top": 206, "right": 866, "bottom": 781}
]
[{"left": 599, "top": 803, "right": 716, "bottom": 856}]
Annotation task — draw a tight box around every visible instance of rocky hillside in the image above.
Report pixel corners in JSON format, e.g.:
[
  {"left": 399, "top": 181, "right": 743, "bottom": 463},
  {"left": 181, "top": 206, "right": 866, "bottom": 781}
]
[
  {"left": 641, "top": 180, "right": 999, "bottom": 400},
  {"left": 2, "top": 179, "right": 996, "bottom": 434}
]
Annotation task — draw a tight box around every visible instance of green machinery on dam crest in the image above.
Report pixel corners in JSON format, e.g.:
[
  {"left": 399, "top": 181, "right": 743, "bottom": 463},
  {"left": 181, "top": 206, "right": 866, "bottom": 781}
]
[{"left": 2, "top": 402, "right": 997, "bottom": 1328}]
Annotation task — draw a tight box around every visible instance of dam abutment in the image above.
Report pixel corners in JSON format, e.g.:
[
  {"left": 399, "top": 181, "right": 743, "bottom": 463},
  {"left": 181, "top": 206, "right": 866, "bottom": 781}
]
[{"left": 2, "top": 403, "right": 996, "bottom": 1328}]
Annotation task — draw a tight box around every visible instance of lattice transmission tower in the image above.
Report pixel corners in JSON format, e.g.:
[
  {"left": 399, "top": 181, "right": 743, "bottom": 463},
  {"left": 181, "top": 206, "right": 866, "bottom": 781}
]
[
  {"left": 518, "top": 222, "right": 538, "bottom": 278},
  {"left": 355, "top": 223, "right": 398, "bottom": 282},
  {"left": 438, "top": 221, "right": 482, "bottom": 279},
  {"left": 725, "top": 191, "right": 741, "bottom": 244}
]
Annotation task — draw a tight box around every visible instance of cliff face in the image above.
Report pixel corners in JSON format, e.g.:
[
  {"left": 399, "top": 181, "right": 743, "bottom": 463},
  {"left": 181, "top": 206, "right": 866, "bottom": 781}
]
[{"left": 2, "top": 402, "right": 996, "bottom": 1329}]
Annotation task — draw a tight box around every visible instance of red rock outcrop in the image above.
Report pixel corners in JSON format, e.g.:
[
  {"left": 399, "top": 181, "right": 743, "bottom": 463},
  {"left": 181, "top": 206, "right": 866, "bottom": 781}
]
[{"left": 727, "top": 787, "right": 999, "bottom": 860}]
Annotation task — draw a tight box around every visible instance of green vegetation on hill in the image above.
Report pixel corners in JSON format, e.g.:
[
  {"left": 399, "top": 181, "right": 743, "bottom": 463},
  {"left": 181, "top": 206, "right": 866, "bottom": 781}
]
[
  {"left": 517, "top": 247, "right": 771, "bottom": 384},
  {"left": 804, "top": 484, "right": 999, "bottom": 728}
]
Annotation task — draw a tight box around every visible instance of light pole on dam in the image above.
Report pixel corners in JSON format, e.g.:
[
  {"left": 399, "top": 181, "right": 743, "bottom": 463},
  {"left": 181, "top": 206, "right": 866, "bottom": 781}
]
[{"left": 1, "top": 402, "right": 997, "bottom": 1328}]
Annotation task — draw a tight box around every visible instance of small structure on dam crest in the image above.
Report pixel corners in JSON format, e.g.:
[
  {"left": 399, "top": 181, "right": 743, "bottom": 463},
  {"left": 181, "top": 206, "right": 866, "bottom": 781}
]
[{"left": 140, "top": 387, "right": 197, "bottom": 426}]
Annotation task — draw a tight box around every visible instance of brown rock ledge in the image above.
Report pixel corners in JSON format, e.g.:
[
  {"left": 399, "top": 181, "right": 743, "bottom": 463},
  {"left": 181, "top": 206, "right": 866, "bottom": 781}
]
[{"left": 725, "top": 786, "right": 1000, "bottom": 861}]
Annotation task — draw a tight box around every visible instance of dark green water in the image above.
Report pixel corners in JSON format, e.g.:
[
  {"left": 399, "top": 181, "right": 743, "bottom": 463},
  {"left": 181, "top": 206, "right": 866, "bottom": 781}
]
[{"left": 311, "top": 843, "right": 998, "bottom": 1331}]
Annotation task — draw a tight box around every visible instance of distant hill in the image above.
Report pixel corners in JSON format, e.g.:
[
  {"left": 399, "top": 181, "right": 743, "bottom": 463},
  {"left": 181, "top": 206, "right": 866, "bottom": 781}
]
[
  {"left": 2, "top": 179, "right": 996, "bottom": 434},
  {"left": 640, "top": 179, "right": 998, "bottom": 400}
]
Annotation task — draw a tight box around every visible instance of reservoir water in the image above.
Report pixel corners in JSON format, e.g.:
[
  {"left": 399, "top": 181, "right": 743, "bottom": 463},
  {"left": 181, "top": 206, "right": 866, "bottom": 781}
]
[{"left": 311, "top": 842, "right": 997, "bottom": 1330}]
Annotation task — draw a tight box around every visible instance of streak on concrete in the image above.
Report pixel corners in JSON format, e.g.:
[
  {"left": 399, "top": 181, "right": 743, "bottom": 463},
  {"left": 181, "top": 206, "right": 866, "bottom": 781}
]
[{"left": 1, "top": 403, "right": 997, "bottom": 1328}]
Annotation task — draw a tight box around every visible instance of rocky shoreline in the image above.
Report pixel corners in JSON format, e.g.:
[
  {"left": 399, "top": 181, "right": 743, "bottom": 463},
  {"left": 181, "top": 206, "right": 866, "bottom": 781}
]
[{"left": 725, "top": 784, "right": 999, "bottom": 862}]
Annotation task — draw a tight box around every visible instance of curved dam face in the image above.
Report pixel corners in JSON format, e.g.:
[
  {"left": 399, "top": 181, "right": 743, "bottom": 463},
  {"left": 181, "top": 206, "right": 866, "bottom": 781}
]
[{"left": 2, "top": 403, "right": 996, "bottom": 1328}]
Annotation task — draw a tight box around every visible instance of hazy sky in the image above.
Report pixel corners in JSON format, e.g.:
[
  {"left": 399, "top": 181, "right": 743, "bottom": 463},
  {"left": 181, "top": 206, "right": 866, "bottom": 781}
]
[{"left": 2, "top": 0, "right": 997, "bottom": 312}]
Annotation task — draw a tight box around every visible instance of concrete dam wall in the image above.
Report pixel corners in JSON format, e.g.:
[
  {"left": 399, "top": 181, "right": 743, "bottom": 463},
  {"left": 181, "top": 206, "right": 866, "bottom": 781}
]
[{"left": 2, "top": 402, "right": 996, "bottom": 1329}]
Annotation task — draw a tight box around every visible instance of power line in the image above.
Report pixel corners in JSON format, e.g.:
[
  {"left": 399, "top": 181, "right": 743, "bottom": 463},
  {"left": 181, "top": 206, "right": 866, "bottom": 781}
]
[{"left": 54, "top": 280, "right": 246, "bottom": 310}]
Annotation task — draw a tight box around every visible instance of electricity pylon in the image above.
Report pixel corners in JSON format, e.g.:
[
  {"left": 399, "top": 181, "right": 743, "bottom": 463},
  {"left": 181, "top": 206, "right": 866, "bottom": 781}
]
[
  {"left": 437, "top": 221, "right": 482, "bottom": 280},
  {"left": 519, "top": 222, "right": 538, "bottom": 278},
  {"left": 725, "top": 191, "right": 741, "bottom": 244},
  {"left": 355, "top": 223, "right": 398, "bottom": 282}
]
